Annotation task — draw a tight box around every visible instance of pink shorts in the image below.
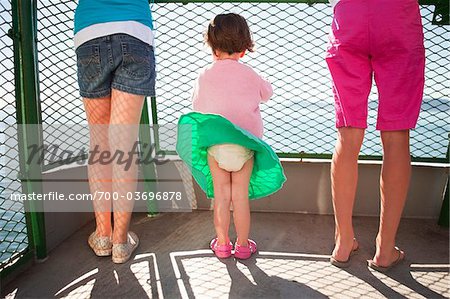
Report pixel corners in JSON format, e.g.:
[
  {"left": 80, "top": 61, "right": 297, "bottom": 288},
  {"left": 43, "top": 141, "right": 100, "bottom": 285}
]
[{"left": 326, "top": 0, "right": 425, "bottom": 131}]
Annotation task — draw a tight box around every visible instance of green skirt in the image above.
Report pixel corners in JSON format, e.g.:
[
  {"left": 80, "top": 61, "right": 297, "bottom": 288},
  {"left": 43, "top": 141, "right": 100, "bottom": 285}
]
[{"left": 176, "top": 112, "right": 286, "bottom": 200}]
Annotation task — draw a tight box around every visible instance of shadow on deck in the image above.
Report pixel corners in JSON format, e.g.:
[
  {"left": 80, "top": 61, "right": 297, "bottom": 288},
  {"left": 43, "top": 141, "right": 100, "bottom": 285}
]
[{"left": 2, "top": 211, "right": 449, "bottom": 298}]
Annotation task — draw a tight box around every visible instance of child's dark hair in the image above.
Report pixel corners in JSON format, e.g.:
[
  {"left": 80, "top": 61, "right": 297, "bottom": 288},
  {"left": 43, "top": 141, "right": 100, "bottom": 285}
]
[{"left": 205, "top": 13, "right": 254, "bottom": 55}]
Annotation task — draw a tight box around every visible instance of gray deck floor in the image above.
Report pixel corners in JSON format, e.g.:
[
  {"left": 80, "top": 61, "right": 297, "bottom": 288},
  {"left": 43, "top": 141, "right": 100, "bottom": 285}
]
[{"left": 2, "top": 211, "right": 450, "bottom": 298}]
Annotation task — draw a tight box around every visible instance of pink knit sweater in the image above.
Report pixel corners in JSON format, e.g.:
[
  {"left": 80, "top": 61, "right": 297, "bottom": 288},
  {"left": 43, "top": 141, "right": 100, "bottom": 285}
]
[{"left": 192, "top": 59, "right": 273, "bottom": 138}]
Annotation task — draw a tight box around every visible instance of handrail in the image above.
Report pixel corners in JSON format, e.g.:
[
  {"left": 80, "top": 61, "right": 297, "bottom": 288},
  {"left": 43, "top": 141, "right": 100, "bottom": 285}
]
[{"left": 149, "top": 0, "right": 449, "bottom": 25}]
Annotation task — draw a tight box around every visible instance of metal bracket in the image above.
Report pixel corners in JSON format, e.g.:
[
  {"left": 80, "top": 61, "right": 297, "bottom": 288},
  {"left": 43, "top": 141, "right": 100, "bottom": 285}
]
[
  {"left": 421, "top": 0, "right": 450, "bottom": 25},
  {"left": 432, "top": 0, "right": 449, "bottom": 25},
  {"left": 7, "top": 28, "right": 20, "bottom": 39}
]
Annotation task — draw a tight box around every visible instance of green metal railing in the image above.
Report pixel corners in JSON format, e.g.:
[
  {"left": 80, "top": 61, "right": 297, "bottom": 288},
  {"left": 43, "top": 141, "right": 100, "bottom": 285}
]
[
  {"left": 11, "top": 0, "right": 47, "bottom": 262},
  {"left": 1, "top": 0, "right": 47, "bottom": 281},
  {"left": 0, "top": 0, "right": 449, "bottom": 280}
]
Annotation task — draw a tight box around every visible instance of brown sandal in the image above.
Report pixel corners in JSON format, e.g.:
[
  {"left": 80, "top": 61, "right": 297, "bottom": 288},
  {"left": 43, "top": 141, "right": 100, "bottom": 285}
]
[
  {"left": 368, "top": 247, "right": 405, "bottom": 273},
  {"left": 330, "top": 239, "right": 359, "bottom": 268}
]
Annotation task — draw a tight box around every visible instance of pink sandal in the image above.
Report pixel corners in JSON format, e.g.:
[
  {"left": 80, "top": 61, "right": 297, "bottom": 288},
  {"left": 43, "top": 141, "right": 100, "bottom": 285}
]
[
  {"left": 210, "top": 238, "right": 233, "bottom": 259},
  {"left": 234, "top": 239, "right": 257, "bottom": 260}
]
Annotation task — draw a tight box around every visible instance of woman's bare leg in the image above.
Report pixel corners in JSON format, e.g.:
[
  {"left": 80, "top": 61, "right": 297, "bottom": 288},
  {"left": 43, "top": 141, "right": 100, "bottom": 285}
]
[
  {"left": 331, "top": 127, "right": 364, "bottom": 261},
  {"left": 372, "top": 130, "right": 410, "bottom": 266},
  {"left": 109, "top": 89, "right": 145, "bottom": 244},
  {"left": 84, "top": 97, "right": 112, "bottom": 237}
]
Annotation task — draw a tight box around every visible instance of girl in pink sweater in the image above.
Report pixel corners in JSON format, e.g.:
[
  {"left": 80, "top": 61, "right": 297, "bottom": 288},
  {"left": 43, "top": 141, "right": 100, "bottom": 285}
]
[{"left": 177, "top": 13, "right": 285, "bottom": 259}]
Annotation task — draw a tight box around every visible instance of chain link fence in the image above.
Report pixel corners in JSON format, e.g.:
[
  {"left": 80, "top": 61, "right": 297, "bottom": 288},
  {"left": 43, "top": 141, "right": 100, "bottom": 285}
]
[
  {"left": 0, "top": 0, "right": 29, "bottom": 272},
  {"left": 37, "top": 0, "right": 89, "bottom": 168},
  {"left": 152, "top": 2, "right": 449, "bottom": 161},
  {"left": 0, "top": 0, "right": 448, "bottom": 274},
  {"left": 30, "top": 0, "right": 450, "bottom": 164}
]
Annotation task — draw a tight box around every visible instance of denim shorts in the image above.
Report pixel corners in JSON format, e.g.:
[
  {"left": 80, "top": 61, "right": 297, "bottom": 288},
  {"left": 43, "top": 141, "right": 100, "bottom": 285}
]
[{"left": 76, "top": 34, "right": 156, "bottom": 98}]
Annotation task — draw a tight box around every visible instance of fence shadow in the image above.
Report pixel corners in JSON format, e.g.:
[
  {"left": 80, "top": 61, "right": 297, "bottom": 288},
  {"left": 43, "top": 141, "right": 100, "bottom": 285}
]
[{"left": 171, "top": 250, "right": 450, "bottom": 299}]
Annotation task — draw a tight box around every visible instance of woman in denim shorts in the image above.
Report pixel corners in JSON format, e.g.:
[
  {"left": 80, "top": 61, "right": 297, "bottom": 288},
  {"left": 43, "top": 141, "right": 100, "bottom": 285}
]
[{"left": 74, "top": 0, "right": 156, "bottom": 263}]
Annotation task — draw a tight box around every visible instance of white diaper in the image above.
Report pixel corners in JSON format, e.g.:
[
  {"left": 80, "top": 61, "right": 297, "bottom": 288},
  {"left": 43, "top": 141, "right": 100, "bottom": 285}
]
[{"left": 207, "top": 144, "right": 254, "bottom": 172}]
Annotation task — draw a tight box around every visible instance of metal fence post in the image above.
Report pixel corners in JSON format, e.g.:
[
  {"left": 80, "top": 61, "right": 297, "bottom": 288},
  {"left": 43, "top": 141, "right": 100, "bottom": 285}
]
[
  {"left": 438, "top": 133, "right": 449, "bottom": 227},
  {"left": 150, "top": 96, "right": 161, "bottom": 152},
  {"left": 140, "top": 98, "right": 159, "bottom": 216},
  {"left": 11, "top": 0, "right": 47, "bottom": 260}
]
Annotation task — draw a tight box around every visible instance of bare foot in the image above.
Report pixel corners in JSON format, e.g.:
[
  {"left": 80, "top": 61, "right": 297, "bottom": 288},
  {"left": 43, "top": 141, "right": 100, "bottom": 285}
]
[
  {"left": 371, "top": 246, "right": 405, "bottom": 268},
  {"left": 331, "top": 238, "right": 359, "bottom": 262}
]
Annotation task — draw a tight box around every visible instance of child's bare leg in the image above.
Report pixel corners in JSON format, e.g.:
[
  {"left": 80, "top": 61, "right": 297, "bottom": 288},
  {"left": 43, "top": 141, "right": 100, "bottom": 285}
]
[
  {"left": 331, "top": 128, "right": 364, "bottom": 261},
  {"left": 84, "top": 97, "right": 112, "bottom": 237},
  {"left": 208, "top": 155, "right": 232, "bottom": 245},
  {"left": 231, "top": 158, "right": 254, "bottom": 247},
  {"left": 109, "top": 89, "right": 144, "bottom": 244},
  {"left": 373, "top": 130, "right": 410, "bottom": 266}
]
